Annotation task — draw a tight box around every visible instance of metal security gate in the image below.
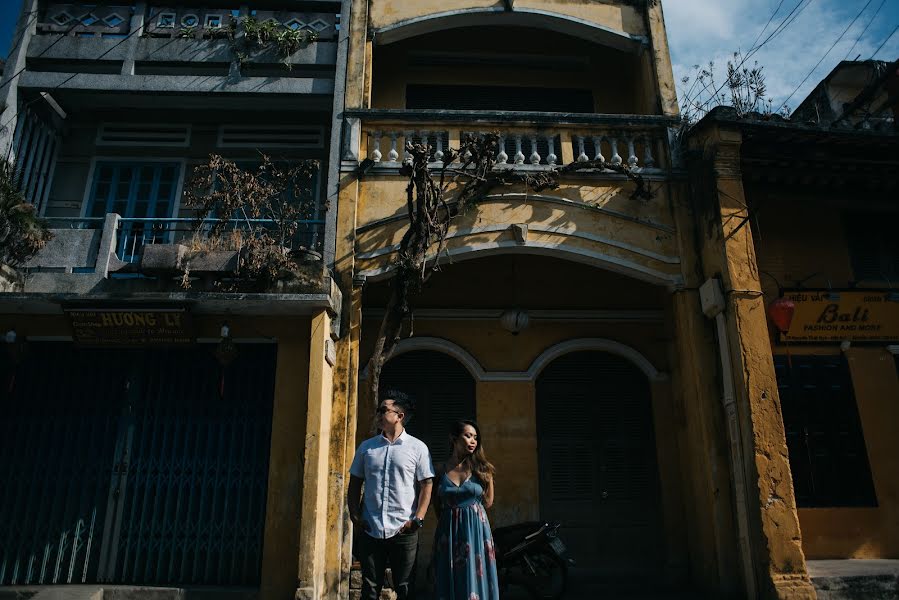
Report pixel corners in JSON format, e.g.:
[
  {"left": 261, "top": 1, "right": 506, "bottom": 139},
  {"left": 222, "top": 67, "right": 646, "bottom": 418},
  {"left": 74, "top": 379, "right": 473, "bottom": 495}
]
[
  {"left": 0, "top": 343, "right": 276, "bottom": 587},
  {"left": 536, "top": 351, "right": 663, "bottom": 583}
]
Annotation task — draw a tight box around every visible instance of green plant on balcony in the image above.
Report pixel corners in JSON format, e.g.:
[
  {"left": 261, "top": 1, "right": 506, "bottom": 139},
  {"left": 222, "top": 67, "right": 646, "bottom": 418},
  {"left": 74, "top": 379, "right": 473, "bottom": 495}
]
[
  {"left": 0, "top": 161, "right": 51, "bottom": 268},
  {"left": 182, "top": 154, "right": 322, "bottom": 292},
  {"left": 239, "top": 17, "right": 318, "bottom": 68}
]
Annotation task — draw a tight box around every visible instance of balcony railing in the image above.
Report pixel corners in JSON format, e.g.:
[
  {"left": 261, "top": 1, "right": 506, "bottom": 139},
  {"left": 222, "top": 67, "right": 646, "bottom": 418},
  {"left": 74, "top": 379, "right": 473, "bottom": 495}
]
[
  {"left": 39, "top": 3, "right": 338, "bottom": 40},
  {"left": 23, "top": 214, "right": 324, "bottom": 274},
  {"left": 349, "top": 110, "right": 677, "bottom": 173}
]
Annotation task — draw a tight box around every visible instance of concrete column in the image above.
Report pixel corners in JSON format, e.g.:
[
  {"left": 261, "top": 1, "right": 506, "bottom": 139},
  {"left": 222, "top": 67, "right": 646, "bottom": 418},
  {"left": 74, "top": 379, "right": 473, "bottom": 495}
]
[
  {"left": 701, "top": 127, "right": 816, "bottom": 600},
  {"left": 121, "top": 1, "right": 147, "bottom": 76},
  {"left": 323, "top": 278, "right": 362, "bottom": 600},
  {"left": 0, "top": 0, "right": 39, "bottom": 160},
  {"left": 297, "top": 310, "right": 336, "bottom": 600},
  {"left": 260, "top": 336, "right": 311, "bottom": 600}
]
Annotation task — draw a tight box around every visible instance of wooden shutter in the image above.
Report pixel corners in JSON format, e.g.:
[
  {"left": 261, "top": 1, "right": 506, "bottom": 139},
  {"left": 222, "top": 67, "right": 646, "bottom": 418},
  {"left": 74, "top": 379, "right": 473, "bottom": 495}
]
[
  {"left": 774, "top": 354, "right": 877, "bottom": 507},
  {"left": 380, "top": 350, "right": 476, "bottom": 465}
]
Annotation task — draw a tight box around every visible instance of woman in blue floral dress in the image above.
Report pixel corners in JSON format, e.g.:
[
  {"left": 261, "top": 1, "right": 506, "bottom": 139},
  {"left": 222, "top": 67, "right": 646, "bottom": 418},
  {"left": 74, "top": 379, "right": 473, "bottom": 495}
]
[{"left": 433, "top": 420, "right": 500, "bottom": 600}]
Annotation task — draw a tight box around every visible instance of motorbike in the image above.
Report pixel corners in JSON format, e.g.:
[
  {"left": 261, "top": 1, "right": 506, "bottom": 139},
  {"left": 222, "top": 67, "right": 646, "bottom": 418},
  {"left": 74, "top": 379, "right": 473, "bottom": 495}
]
[{"left": 492, "top": 521, "right": 574, "bottom": 600}]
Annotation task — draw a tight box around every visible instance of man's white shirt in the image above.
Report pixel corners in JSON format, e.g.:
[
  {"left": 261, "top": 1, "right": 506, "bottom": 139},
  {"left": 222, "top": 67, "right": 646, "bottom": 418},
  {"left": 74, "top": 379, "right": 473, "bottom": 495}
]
[{"left": 350, "top": 429, "right": 435, "bottom": 539}]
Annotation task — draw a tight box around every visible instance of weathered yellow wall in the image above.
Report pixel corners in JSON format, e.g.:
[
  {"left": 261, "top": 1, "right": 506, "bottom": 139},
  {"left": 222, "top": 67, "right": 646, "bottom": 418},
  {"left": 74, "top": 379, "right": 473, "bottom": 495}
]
[{"left": 368, "top": 0, "right": 646, "bottom": 36}]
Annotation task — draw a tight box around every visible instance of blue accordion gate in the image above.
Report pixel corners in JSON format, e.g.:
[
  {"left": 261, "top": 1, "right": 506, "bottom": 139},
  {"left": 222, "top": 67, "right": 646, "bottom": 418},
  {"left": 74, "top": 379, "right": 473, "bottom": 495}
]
[{"left": 0, "top": 343, "right": 276, "bottom": 587}]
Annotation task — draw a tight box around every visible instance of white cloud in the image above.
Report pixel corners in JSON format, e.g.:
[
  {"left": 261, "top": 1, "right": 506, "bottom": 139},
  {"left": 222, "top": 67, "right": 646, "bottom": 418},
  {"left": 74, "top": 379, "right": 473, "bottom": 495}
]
[{"left": 662, "top": 0, "right": 899, "bottom": 113}]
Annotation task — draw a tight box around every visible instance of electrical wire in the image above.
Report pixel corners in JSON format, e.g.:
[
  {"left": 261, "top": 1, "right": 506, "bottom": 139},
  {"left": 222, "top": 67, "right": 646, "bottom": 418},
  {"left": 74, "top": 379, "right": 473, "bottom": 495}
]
[
  {"left": 844, "top": 0, "right": 887, "bottom": 60},
  {"left": 2, "top": 6, "right": 165, "bottom": 153},
  {"left": 3, "top": 10, "right": 40, "bottom": 64},
  {"left": 0, "top": 1, "right": 116, "bottom": 94},
  {"left": 748, "top": 0, "right": 788, "bottom": 56},
  {"left": 691, "top": 0, "right": 819, "bottom": 116},
  {"left": 780, "top": 0, "right": 876, "bottom": 110},
  {"left": 870, "top": 24, "right": 898, "bottom": 59}
]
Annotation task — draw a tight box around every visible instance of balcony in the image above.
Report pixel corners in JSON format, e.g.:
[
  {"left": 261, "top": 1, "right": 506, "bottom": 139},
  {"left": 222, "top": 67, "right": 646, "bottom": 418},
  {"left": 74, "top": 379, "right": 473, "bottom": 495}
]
[
  {"left": 343, "top": 110, "right": 683, "bottom": 288},
  {"left": 346, "top": 109, "right": 677, "bottom": 175},
  {"left": 2, "top": 213, "right": 338, "bottom": 315},
  {"left": 22, "top": 2, "right": 341, "bottom": 100}
]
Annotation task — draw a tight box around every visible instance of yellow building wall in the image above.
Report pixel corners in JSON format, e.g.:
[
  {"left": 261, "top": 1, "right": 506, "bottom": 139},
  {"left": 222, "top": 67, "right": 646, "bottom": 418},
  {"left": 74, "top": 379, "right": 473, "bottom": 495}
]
[{"left": 751, "top": 187, "right": 899, "bottom": 560}]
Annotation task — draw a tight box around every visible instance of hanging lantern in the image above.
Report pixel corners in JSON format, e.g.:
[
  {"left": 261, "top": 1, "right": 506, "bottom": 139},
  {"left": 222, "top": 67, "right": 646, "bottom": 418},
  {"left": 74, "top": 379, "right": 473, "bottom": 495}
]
[{"left": 767, "top": 296, "right": 796, "bottom": 334}]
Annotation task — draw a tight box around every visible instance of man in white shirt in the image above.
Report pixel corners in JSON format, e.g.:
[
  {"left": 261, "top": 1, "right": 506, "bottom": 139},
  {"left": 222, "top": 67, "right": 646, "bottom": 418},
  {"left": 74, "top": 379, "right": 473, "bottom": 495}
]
[{"left": 348, "top": 390, "right": 434, "bottom": 600}]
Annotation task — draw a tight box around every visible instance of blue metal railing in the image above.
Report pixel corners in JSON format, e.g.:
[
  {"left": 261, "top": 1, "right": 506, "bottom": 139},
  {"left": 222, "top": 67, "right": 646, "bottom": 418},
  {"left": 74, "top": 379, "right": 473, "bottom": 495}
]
[{"left": 115, "top": 217, "right": 326, "bottom": 264}]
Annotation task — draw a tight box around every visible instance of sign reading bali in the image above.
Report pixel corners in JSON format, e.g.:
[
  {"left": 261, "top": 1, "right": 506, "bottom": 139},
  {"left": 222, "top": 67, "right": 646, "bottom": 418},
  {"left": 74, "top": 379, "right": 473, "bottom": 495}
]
[
  {"left": 781, "top": 290, "right": 899, "bottom": 343},
  {"left": 66, "top": 308, "right": 194, "bottom": 346}
]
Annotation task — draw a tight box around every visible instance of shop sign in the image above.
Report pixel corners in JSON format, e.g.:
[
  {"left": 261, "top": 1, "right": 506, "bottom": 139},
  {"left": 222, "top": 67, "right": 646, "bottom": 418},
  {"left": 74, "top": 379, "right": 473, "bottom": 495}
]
[
  {"left": 66, "top": 308, "right": 194, "bottom": 346},
  {"left": 781, "top": 290, "right": 899, "bottom": 342}
]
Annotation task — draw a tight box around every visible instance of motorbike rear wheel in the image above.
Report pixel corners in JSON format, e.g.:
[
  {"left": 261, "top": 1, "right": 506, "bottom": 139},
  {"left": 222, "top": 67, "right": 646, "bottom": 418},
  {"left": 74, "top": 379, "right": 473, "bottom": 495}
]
[{"left": 513, "top": 548, "right": 568, "bottom": 600}]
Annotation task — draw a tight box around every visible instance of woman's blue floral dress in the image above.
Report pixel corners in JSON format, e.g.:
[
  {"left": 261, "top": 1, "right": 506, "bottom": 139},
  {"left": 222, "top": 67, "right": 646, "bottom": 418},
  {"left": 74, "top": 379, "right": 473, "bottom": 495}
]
[{"left": 433, "top": 472, "right": 499, "bottom": 600}]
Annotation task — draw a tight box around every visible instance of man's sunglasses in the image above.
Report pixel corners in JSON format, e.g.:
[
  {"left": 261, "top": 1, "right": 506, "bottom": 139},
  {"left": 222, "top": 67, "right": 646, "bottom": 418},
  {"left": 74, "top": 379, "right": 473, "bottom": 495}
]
[{"left": 376, "top": 406, "right": 400, "bottom": 415}]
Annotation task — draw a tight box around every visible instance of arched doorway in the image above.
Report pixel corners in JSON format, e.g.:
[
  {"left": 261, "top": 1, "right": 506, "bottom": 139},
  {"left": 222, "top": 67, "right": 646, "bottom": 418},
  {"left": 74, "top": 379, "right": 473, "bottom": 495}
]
[
  {"left": 536, "top": 350, "right": 664, "bottom": 583},
  {"left": 380, "top": 349, "right": 476, "bottom": 465}
]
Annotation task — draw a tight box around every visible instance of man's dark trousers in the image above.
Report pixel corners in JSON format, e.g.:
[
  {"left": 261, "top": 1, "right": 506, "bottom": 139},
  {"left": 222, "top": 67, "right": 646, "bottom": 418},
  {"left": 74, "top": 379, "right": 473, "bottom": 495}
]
[{"left": 358, "top": 529, "right": 419, "bottom": 600}]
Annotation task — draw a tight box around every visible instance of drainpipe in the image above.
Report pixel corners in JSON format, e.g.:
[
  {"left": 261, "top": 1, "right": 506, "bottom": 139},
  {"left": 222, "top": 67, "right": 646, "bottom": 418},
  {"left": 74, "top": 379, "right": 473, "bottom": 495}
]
[{"left": 699, "top": 277, "right": 757, "bottom": 599}]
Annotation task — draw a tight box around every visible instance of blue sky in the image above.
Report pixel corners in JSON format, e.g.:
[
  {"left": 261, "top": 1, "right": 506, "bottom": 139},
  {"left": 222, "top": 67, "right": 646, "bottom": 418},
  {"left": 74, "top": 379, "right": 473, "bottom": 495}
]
[{"left": 1, "top": 0, "right": 898, "bottom": 111}]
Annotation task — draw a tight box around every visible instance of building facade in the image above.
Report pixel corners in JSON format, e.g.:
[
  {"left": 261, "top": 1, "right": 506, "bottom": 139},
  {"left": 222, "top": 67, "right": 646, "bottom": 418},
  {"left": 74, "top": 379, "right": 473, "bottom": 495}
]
[{"left": 3, "top": 1, "right": 896, "bottom": 599}]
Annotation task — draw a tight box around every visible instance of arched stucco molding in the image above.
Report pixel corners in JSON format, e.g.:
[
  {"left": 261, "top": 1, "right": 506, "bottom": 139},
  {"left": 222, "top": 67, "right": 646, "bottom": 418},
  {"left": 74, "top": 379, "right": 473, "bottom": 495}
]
[
  {"left": 357, "top": 241, "right": 683, "bottom": 288},
  {"left": 359, "top": 336, "right": 527, "bottom": 383},
  {"left": 358, "top": 337, "right": 666, "bottom": 383},
  {"left": 527, "top": 338, "right": 668, "bottom": 382},
  {"left": 373, "top": 8, "right": 647, "bottom": 53}
]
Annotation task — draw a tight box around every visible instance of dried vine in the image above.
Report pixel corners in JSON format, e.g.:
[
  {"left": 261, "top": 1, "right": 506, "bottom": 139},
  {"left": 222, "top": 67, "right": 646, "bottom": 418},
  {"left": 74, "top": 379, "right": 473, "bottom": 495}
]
[{"left": 362, "top": 133, "right": 652, "bottom": 408}]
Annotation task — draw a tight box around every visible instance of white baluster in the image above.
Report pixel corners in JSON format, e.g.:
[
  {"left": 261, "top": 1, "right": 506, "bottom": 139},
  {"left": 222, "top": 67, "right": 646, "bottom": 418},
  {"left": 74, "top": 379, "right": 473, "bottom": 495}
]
[
  {"left": 371, "top": 131, "right": 382, "bottom": 163},
  {"left": 610, "top": 137, "right": 622, "bottom": 165},
  {"left": 627, "top": 137, "right": 638, "bottom": 167},
  {"left": 576, "top": 136, "right": 588, "bottom": 162},
  {"left": 434, "top": 133, "right": 444, "bottom": 162},
  {"left": 546, "top": 136, "right": 557, "bottom": 166},
  {"left": 496, "top": 135, "right": 508, "bottom": 164},
  {"left": 529, "top": 135, "right": 541, "bottom": 165},
  {"left": 592, "top": 136, "right": 605, "bottom": 162},
  {"left": 643, "top": 136, "right": 656, "bottom": 168},
  {"left": 387, "top": 132, "right": 399, "bottom": 162},
  {"left": 514, "top": 135, "right": 525, "bottom": 165}
]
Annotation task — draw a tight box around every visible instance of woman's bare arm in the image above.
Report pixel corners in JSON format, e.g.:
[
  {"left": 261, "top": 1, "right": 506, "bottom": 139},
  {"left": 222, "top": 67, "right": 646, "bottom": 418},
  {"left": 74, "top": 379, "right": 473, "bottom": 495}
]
[
  {"left": 432, "top": 463, "right": 443, "bottom": 518},
  {"left": 483, "top": 476, "right": 494, "bottom": 509}
]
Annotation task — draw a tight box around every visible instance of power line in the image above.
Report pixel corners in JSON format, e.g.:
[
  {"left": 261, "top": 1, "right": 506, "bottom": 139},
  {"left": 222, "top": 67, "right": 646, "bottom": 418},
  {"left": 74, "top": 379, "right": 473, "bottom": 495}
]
[
  {"left": 1, "top": 1, "right": 117, "bottom": 94},
  {"left": 692, "top": 0, "right": 818, "bottom": 115},
  {"left": 781, "top": 0, "right": 876, "bottom": 110},
  {"left": 748, "top": 0, "right": 788, "bottom": 54},
  {"left": 3, "top": 7, "right": 165, "bottom": 159},
  {"left": 844, "top": 0, "right": 887, "bottom": 60},
  {"left": 870, "top": 24, "right": 898, "bottom": 59},
  {"left": 4, "top": 10, "right": 40, "bottom": 64}
]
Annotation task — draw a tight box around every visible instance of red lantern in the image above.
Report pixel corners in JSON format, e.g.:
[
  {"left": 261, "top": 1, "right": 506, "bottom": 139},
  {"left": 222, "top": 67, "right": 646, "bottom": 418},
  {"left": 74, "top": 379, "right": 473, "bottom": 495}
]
[{"left": 768, "top": 297, "right": 796, "bottom": 334}]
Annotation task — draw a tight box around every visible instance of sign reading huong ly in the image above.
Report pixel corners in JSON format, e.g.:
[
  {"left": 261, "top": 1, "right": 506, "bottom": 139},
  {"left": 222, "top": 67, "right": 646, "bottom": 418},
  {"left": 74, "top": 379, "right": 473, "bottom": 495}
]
[
  {"left": 781, "top": 291, "right": 899, "bottom": 343},
  {"left": 66, "top": 308, "right": 194, "bottom": 346}
]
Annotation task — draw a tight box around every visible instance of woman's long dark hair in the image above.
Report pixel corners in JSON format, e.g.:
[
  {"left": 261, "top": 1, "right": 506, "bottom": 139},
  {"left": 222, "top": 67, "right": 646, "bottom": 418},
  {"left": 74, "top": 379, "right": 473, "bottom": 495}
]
[{"left": 450, "top": 419, "right": 495, "bottom": 485}]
